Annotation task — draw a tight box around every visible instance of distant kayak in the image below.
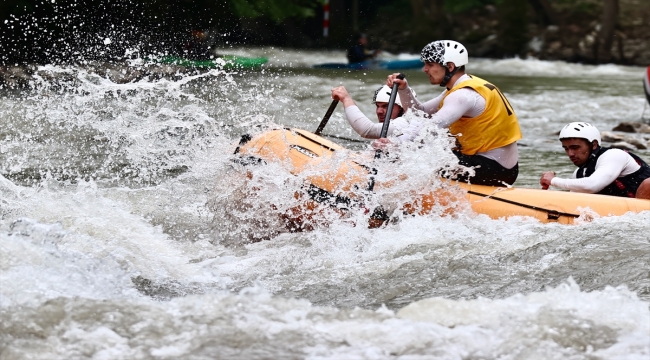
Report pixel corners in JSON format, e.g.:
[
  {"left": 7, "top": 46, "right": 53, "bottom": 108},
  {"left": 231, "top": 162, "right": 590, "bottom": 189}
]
[
  {"left": 154, "top": 55, "right": 268, "bottom": 70},
  {"left": 313, "top": 58, "right": 422, "bottom": 70}
]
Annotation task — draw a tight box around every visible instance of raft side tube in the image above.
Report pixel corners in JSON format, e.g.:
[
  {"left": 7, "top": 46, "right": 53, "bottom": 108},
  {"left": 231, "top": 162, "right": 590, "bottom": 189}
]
[{"left": 233, "top": 128, "right": 650, "bottom": 227}]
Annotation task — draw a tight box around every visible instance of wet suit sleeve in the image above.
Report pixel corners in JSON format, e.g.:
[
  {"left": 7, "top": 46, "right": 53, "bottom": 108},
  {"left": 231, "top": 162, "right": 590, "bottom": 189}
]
[
  {"left": 398, "top": 87, "right": 444, "bottom": 114},
  {"left": 398, "top": 87, "right": 482, "bottom": 127},
  {"left": 550, "top": 150, "right": 634, "bottom": 193},
  {"left": 344, "top": 105, "right": 408, "bottom": 139},
  {"left": 392, "top": 88, "right": 483, "bottom": 142},
  {"left": 429, "top": 89, "right": 483, "bottom": 128}
]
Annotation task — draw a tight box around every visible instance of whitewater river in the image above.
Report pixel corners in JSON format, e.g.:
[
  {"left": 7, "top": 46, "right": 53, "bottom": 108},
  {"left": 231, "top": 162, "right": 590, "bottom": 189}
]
[{"left": 1, "top": 48, "right": 649, "bottom": 359}]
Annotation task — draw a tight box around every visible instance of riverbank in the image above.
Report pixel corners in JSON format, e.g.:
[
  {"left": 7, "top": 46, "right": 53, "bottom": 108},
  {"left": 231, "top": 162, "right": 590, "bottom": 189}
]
[{"left": 368, "top": 0, "right": 650, "bottom": 67}]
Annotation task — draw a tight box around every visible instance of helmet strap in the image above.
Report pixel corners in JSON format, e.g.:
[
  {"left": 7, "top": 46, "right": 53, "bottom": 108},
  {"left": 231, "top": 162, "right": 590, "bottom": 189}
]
[
  {"left": 589, "top": 143, "right": 601, "bottom": 159},
  {"left": 440, "top": 65, "right": 458, "bottom": 88}
]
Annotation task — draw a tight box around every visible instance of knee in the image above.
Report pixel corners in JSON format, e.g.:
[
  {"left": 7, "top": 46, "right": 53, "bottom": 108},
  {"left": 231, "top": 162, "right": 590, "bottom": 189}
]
[{"left": 636, "top": 178, "right": 650, "bottom": 200}]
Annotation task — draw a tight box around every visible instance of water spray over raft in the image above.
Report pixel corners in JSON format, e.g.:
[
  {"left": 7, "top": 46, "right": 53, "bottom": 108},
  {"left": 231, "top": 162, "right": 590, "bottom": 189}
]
[{"left": 230, "top": 86, "right": 650, "bottom": 233}]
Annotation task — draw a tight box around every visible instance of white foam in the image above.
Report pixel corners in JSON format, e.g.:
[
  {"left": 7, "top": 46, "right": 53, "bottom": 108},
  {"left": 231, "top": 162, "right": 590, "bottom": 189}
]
[
  {"left": 1, "top": 281, "right": 646, "bottom": 358},
  {"left": 1, "top": 55, "right": 649, "bottom": 358}
]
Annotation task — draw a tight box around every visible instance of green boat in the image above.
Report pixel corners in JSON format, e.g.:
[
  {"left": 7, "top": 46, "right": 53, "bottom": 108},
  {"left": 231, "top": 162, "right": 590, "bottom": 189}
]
[{"left": 155, "top": 55, "right": 268, "bottom": 70}]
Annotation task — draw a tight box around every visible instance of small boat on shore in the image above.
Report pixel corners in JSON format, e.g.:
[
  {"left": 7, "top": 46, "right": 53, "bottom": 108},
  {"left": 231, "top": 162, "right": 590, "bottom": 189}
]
[{"left": 232, "top": 128, "right": 650, "bottom": 229}]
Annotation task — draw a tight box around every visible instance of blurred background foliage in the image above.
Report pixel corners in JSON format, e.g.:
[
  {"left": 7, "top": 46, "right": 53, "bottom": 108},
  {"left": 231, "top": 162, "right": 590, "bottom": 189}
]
[{"left": 0, "top": 0, "right": 647, "bottom": 65}]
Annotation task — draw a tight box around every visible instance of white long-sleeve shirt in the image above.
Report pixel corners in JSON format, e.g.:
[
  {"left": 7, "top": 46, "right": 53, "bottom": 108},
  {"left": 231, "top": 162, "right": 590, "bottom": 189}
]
[
  {"left": 398, "top": 75, "right": 485, "bottom": 128},
  {"left": 344, "top": 105, "right": 414, "bottom": 140},
  {"left": 550, "top": 149, "right": 641, "bottom": 193},
  {"left": 397, "top": 74, "right": 518, "bottom": 169}
]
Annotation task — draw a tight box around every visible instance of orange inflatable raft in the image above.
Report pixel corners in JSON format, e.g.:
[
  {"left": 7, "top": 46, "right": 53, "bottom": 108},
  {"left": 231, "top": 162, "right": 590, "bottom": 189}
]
[{"left": 233, "top": 128, "right": 650, "bottom": 228}]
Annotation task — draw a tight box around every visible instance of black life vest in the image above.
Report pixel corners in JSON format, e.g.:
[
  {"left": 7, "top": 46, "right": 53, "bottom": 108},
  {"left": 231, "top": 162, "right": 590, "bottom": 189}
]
[{"left": 576, "top": 147, "right": 650, "bottom": 198}]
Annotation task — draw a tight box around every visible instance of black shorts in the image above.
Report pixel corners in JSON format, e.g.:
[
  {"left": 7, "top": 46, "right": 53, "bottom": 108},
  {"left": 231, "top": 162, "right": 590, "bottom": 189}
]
[{"left": 439, "top": 150, "right": 518, "bottom": 186}]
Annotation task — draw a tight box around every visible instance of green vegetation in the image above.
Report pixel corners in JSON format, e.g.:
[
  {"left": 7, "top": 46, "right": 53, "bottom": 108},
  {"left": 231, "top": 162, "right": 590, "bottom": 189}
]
[
  {"left": 1, "top": 0, "right": 646, "bottom": 65},
  {"left": 230, "top": 0, "right": 319, "bottom": 22},
  {"left": 444, "top": 0, "right": 500, "bottom": 14}
]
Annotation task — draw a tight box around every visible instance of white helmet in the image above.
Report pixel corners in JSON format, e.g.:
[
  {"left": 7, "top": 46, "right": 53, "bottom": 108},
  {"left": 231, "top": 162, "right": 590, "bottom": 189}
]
[
  {"left": 372, "top": 85, "right": 402, "bottom": 108},
  {"left": 420, "top": 40, "right": 469, "bottom": 67},
  {"left": 558, "top": 122, "right": 601, "bottom": 145}
]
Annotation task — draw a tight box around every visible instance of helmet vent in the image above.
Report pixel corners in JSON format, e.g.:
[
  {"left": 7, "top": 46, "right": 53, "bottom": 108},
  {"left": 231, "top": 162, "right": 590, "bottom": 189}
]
[
  {"left": 421, "top": 40, "right": 468, "bottom": 67},
  {"left": 372, "top": 85, "right": 402, "bottom": 107},
  {"left": 558, "top": 122, "right": 601, "bottom": 144}
]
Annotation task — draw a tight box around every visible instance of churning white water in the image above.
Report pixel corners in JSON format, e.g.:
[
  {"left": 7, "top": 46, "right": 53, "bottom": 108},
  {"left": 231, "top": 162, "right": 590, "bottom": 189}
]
[{"left": 1, "top": 49, "right": 649, "bottom": 359}]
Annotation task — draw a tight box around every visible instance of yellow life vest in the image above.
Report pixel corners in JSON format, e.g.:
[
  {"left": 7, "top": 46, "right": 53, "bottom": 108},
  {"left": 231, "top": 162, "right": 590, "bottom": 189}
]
[{"left": 441, "top": 75, "right": 522, "bottom": 155}]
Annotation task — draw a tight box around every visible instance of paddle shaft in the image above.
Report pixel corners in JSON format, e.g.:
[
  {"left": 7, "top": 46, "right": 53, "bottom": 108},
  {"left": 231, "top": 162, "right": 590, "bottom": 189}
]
[
  {"left": 368, "top": 73, "right": 406, "bottom": 192},
  {"left": 375, "top": 73, "right": 405, "bottom": 159},
  {"left": 314, "top": 100, "right": 339, "bottom": 135}
]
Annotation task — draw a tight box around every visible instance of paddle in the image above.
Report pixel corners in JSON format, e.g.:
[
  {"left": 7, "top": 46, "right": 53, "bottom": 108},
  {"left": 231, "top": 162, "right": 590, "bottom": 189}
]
[
  {"left": 368, "top": 73, "right": 405, "bottom": 194},
  {"left": 374, "top": 73, "right": 405, "bottom": 159},
  {"left": 314, "top": 99, "right": 339, "bottom": 135}
]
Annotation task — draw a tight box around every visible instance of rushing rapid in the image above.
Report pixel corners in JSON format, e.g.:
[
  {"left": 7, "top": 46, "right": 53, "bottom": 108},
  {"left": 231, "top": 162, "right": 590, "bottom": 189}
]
[{"left": 1, "top": 49, "right": 649, "bottom": 359}]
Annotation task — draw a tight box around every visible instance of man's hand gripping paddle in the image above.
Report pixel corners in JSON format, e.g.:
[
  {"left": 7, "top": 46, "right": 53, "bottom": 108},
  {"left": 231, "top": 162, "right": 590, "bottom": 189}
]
[
  {"left": 374, "top": 73, "right": 405, "bottom": 159},
  {"left": 368, "top": 73, "right": 405, "bottom": 195}
]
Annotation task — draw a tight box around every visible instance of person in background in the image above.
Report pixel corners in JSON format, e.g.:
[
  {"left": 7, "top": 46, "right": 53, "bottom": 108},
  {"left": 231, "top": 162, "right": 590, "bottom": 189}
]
[
  {"left": 540, "top": 122, "right": 650, "bottom": 199},
  {"left": 346, "top": 33, "right": 380, "bottom": 64},
  {"left": 382, "top": 40, "right": 522, "bottom": 186},
  {"left": 330, "top": 84, "right": 415, "bottom": 140}
]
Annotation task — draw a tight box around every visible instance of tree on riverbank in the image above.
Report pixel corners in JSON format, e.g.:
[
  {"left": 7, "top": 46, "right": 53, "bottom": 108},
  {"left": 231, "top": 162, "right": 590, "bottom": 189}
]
[
  {"left": 369, "top": 0, "right": 647, "bottom": 65},
  {"left": 1, "top": 0, "right": 648, "bottom": 66},
  {"left": 0, "top": 0, "right": 320, "bottom": 64},
  {"left": 594, "top": 0, "right": 619, "bottom": 63}
]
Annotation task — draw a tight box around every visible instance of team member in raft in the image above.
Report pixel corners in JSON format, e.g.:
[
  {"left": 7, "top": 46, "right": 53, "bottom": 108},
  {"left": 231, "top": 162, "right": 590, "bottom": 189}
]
[
  {"left": 330, "top": 84, "right": 416, "bottom": 139},
  {"left": 381, "top": 40, "right": 522, "bottom": 186},
  {"left": 540, "top": 122, "right": 650, "bottom": 199}
]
